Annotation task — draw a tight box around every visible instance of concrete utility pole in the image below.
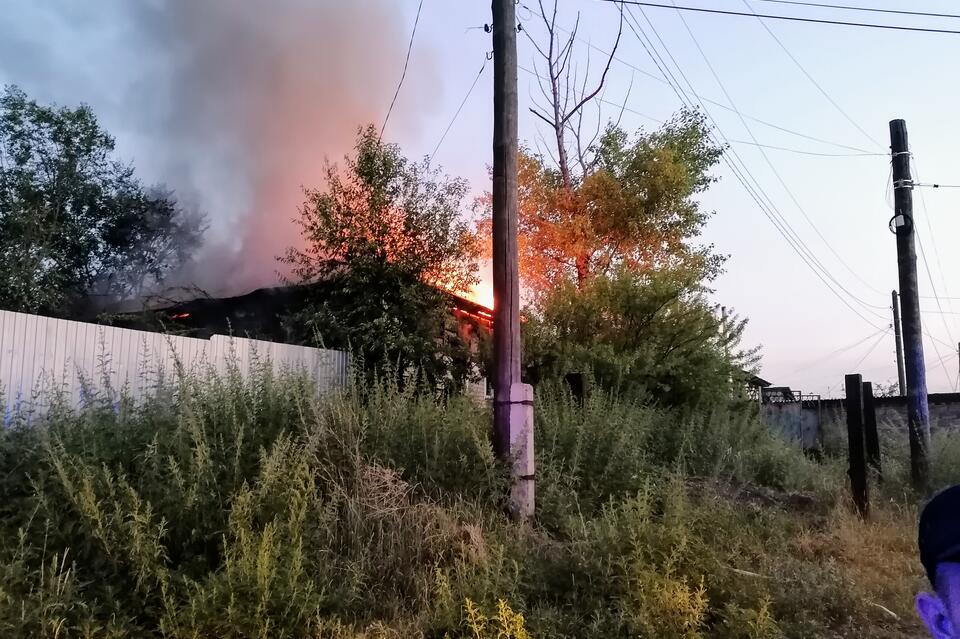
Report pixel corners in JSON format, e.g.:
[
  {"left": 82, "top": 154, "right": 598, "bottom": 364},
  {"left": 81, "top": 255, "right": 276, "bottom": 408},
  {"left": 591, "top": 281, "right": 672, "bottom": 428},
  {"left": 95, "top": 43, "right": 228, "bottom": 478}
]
[
  {"left": 892, "top": 290, "right": 906, "bottom": 396},
  {"left": 890, "top": 119, "right": 930, "bottom": 492},
  {"left": 492, "top": 0, "right": 534, "bottom": 519}
]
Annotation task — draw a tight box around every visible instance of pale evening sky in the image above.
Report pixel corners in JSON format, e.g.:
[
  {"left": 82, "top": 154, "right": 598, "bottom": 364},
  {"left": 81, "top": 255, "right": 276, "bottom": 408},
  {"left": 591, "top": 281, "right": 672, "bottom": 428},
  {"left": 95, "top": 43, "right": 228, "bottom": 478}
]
[{"left": 3, "top": 0, "right": 960, "bottom": 398}]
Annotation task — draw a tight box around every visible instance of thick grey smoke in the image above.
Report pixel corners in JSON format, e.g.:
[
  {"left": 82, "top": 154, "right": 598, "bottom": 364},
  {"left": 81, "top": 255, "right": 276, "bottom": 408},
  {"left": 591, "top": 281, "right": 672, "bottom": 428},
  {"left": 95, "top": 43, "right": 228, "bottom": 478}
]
[{"left": 0, "top": 0, "right": 442, "bottom": 295}]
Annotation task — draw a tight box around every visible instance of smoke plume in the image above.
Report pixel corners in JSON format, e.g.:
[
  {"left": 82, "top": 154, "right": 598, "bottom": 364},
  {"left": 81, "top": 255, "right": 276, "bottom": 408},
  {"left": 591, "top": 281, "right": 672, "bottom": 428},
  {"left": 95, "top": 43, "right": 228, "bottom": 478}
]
[{"left": 0, "top": 0, "right": 442, "bottom": 296}]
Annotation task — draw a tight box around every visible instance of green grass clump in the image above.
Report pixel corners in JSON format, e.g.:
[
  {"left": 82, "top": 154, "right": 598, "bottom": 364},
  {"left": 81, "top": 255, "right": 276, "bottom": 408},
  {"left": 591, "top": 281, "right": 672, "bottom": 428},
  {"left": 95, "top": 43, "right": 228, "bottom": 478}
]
[{"left": 0, "top": 364, "right": 931, "bottom": 637}]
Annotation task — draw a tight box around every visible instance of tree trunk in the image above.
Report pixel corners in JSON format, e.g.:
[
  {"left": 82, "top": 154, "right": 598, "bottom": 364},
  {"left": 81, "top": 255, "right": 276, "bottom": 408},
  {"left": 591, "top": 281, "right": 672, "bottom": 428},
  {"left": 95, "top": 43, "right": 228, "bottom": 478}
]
[
  {"left": 575, "top": 252, "right": 589, "bottom": 289},
  {"left": 554, "top": 120, "right": 572, "bottom": 190}
]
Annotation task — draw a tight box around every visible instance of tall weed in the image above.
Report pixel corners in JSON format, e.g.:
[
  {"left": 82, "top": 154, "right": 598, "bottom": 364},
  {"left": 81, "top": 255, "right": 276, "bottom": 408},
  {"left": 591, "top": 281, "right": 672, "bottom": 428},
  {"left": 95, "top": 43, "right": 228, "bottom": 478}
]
[{"left": 0, "top": 366, "right": 930, "bottom": 637}]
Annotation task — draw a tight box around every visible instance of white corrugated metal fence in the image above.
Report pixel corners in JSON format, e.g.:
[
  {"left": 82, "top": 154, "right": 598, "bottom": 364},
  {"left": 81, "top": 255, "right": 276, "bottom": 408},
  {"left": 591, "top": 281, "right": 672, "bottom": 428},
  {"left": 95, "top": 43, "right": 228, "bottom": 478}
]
[{"left": 0, "top": 309, "right": 349, "bottom": 421}]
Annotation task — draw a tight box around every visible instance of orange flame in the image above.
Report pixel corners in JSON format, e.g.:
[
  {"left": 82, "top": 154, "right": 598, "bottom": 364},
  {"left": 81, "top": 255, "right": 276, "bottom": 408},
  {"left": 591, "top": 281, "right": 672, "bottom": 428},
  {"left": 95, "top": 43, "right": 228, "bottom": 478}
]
[{"left": 462, "top": 279, "right": 494, "bottom": 310}]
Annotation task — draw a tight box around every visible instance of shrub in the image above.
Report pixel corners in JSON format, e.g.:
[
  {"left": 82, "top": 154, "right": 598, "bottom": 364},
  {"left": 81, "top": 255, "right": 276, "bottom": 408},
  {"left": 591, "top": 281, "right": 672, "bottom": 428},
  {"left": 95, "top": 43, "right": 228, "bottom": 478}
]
[{"left": 522, "top": 266, "right": 759, "bottom": 406}]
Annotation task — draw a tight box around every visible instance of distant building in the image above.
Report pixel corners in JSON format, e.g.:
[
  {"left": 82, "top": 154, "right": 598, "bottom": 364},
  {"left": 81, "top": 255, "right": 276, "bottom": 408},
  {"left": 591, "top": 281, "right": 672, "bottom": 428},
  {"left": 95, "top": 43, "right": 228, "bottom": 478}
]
[
  {"left": 743, "top": 373, "right": 771, "bottom": 404},
  {"left": 761, "top": 386, "right": 802, "bottom": 404}
]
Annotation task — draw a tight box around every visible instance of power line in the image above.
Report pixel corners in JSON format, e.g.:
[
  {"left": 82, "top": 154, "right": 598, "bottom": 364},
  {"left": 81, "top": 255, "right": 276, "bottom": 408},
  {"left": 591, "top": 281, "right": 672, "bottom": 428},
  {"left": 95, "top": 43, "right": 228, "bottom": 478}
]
[
  {"left": 754, "top": 0, "right": 960, "bottom": 21},
  {"left": 381, "top": 0, "right": 425, "bottom": 140},
  {"left": 518, "top": 63, "right": 666, "bottom": 123},
  {"left": 790, "top": 326, "right": 890, "bottom": 374},
  {"left": 524, "top": 8, "right": 878, "bottom": 154},
  {"left": 621, "top": 6, "right": 887, "bottom": 327},
  {"left": 925, "top": 351, "right": 958, "bottom": 377},
  {"left": 430, "top": 57, "right": 489, "bottom": 161},
  {"left": 627, "top": 5, "right": 886, "bottom": 325},
  {"left": 646, "top": 3, "right": 889, "bottom": 307},
  {"left": 920, "top": 309, "right": 960, "bottom": 317},
  {"left": 853, "top": 329, "right": 890, "bottom": 371},
  {"left": 916, "top": 281, "right": 957, "bottom": 388},
  {"left": 924, "top": 330, "right": 958, "bottom": 352},
  {"left": 599, "top": 97, "right": 662, "bottom": 123},
  {"left": 523, "top": 0, "right": 891, "bottom": 328},
  {"left": 923, "top": 330, "right": 956, "bottom": 389},
  {"left": 521, "top": 64, "right": 884, "bottom": 156},
  {"left": 721, "top": 110, "right": 874, "bottom": 154},
  {"left": 914, "top": 157, "right": 960, "bottom": 338},
  {"left": 741, "top": 0, "right": 885, "bottom": 150},
  {"left": 916, "top": 182, "right": 960, "bottom": 189},
  {"left": 596, "top": 0, "right": 960, "bottom": 35},
  {"left": 729, "top": 140, "right": 885, "bottom": 157},
  {"left": 917, "top": 225, "right": 957, "bottom": 385}
]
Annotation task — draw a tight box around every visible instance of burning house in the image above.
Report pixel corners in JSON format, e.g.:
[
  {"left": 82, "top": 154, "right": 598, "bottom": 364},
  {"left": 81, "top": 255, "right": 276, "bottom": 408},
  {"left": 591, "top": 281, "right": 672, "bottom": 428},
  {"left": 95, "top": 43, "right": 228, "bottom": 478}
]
[
  {"left": 119, "top": 283, "right": 489, "bottom": 339},
  {"left": 106, "top": 282, "right": 494, "bottom": 395}
]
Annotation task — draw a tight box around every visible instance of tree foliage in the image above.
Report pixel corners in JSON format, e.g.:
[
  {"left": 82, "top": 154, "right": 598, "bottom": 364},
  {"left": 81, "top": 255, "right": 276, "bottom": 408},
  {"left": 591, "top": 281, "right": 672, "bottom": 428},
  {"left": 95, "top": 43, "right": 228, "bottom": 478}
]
[
  {"left": 283, "top": 126, "right": 481, "bottom": 387},
  {"left": 497, "top": 107, "right": 749, "bottom": 403},
  {"left": 523, "top": 266, "right": 759, "bottom": 405},
  {"left": 0, "top": 85, "right": 204, "bottom": 316},
  {"left": 509, "top": 111, "right": 725, "bottom": 292}
]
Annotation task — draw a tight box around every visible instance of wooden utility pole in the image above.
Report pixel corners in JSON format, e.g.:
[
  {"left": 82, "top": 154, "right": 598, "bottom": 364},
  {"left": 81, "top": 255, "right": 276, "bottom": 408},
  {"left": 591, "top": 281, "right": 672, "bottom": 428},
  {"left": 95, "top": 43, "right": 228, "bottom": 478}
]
[
  {"left": 492, "top": 0, "right": 534, "bottom": 519},
  {"left": 892, "top": 290, "right": 906, "bottom": 396},
  {"left": 862, "top": 381, "right": 882, "bottom": 481},
  {"left": 890, "top": 119, "right": 930, "bottom": 492},
  {"left": 844, "top": 374, "right": 869, "bottom": 517}
]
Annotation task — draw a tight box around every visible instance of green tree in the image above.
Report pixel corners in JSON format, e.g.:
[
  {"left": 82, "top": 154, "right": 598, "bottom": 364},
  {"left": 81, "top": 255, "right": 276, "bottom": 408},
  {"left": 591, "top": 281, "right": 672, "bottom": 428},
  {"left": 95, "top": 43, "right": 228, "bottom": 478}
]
[
  {"left": 509, "top": 111, "right": 725, "bottom": 293},
  {"left": 523, "top": 265, "right": 759, "bottom": 406},
  {"left": 487, "top": 7, "right": 749, "bottom": 402},
  {"left": 0, "top": 86, "right": 204, "bottom": 316},
  {"left": 283, "top": 125, "right": 480, "bottom": 387}
]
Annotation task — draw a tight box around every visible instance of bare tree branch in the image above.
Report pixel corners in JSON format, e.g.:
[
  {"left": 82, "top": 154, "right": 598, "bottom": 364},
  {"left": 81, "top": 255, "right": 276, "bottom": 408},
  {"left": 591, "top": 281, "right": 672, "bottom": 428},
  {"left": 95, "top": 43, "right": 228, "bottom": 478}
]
[
  {"left": 555, "top": 14, "right": 579, "bottom": 80},
  {"left": 522, "top": 0, "right": 626, "bottom": 189},
  {"left": 559, "top": 3, "right": 623, "bottom": 128},
  {"left": 530, "top": 57, "right": 555, "bottom": 109},
  {"left": 613, "top": 71, "right": 635, "bottom": 130},
  {"left": 522, "top": 22, "right": 550, "bottom": 61},
  {"left": 534, "top": 130, "right": 561, "bottom": 168},
  {"left": 582, "top": 88, "right": 606, "bottom": 171},
  {"left": 529, "top": 108, "right": 555, "bottom": 127}
]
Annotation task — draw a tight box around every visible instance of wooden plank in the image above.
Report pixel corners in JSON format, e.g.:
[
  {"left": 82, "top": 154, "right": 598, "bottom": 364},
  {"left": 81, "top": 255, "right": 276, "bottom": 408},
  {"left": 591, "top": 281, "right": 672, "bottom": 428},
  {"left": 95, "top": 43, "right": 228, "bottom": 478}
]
[
  {"left": 862, "top": 381, "right": 883, "bottom": 482},
  {"left": 845, "top": 374, "right": 869, "bottom": 518}
]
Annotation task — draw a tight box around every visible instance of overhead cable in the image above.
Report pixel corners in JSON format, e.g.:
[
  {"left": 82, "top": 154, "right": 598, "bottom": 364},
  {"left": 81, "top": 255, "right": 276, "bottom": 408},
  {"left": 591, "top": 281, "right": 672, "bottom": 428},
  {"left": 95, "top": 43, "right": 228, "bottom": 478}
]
[
  {"left": 853, "top": 329, "right": 891, "bottom": 371},
  {"left": 729, "top": 140, "right": 885, "bottom": 157},
  {"left": 754, "top": 0, "right": 960, "bottom": 21},
  {"left": 741, "top": 0, "right": 885, "bottom": 150},
  {"left": 381, "top": 0, "right": 425, "bottom": 139},
  {"left": 641, "top": 3, "right": 888, "bottom": 307},
  {"left": 790, "top": 326, "right": 890, "bottom": 373},
  {"left": 596, "top": 0, "right": 960, "bottom": 35},
  {"left": 522, "top": 6, "right": 878, "bottom": 153},
  {"left": 621, "top": 6, "right": 886, "bottom": 327},
  {"left": 430, "top": 57, "right": 489, "bottom": 161}
]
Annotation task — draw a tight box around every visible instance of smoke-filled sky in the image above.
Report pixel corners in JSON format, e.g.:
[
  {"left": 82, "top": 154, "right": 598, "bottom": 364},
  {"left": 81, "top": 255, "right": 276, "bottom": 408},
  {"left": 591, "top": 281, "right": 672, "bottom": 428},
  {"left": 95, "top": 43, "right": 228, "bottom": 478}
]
[
  {"left": 5, "top": 1, "right": 960, "bottom": 397},
  {"left": 0, "top": 0, "right": 444, "bottom": 293}
]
